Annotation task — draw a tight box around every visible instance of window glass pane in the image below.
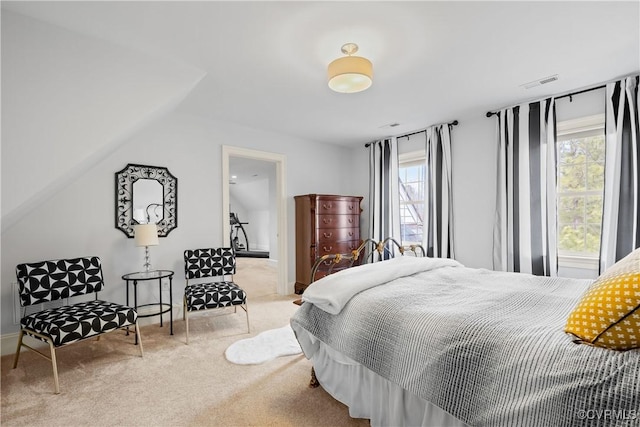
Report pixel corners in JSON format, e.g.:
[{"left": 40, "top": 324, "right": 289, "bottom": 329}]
[
  {"left": 557, "top": 139, "right": 585, "bottom": 163},
  {"left": 586, "top": 195, "right": 603, "bottom": 224},
  {"left": 399, "top": 160, "right": 425, "bottom": 245},
  {"left": 400, "top": 203, "right": 423, "bottom": 244},
  {"left": 556, "top": 118, "right": 605, "bottom": 257},
  {"left": 558, "top": 195, "right": 585, "bottom": 225},
  {"left": 585, "top": 135, "right": 605, "bottom": 162},
  {"left": 405, "top": 166, "right": 419, "bottom": 182},
  {"left": 404, "top": 181, "right": 424, "bottom": 200},
  {"left": 586, "top": 163, "right": 604, "bottom": 190},
  {"left": 559, "top": 224, "right": 586, "bottom": 253},
  {"left": 558, "top": 163, "right": 586, "bottom": 192}
]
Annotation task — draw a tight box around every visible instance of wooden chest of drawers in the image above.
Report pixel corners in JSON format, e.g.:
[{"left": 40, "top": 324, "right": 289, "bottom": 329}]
[{"left": 294, "top": 194, "right": 363, "bottom": 294}]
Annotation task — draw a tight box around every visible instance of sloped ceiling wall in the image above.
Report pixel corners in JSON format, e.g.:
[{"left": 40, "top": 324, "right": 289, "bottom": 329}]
[{"left": 1, "top": 11, "right": 206, "bottom": 231}]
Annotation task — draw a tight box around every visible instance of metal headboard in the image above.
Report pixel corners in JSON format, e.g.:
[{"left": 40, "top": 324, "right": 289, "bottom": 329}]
[{"left": 309, "top": 237, "right": 426, "bottom": 284}]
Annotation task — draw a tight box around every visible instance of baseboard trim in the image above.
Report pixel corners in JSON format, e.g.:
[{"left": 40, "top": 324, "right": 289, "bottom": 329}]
[{"left": 1, "top": 332, "right": 22, "bottom": 356}]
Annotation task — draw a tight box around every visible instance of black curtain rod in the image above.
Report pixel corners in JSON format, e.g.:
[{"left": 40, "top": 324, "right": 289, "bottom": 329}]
[
  {"left": 399, "top": 120, "right": 459, "bottom": 139},
  {"left": 365, "top": 120, "right": 458, "bottom": 147},
  {"left": 556, "top": 84, "right": 605, "bottom": 100},
  {"left": 486, "top": 84, "right": 606, "bottom": 117}
]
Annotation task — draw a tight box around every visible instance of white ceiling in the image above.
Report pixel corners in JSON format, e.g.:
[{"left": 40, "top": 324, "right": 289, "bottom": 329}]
[
  {"left": 3, "top": 1, "right": 639, "bottom": 147},
  {"left": 229, "top": 156, "right": 275, "bottom": 185}
]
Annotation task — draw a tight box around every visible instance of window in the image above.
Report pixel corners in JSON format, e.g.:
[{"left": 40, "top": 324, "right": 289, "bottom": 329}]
[
  {"left": 556, "top": 114, "right": 605, "bottom": 261},
  {"left": 399, "top": 152, "right": 426, "bottom": 245}
]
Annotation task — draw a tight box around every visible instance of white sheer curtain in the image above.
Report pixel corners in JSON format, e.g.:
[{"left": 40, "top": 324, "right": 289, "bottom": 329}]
[
  {"left": 423, "top": 124, "right": 455, "bottom": 258},
  {"left": 368, "top": 138, "right": 401, "bottom": 259},
  {"left": 493, "top": 98, "right": 558, "bottom": 276},
  {"left": 600, "top": 74, "right": 640, "bottom": 271}
]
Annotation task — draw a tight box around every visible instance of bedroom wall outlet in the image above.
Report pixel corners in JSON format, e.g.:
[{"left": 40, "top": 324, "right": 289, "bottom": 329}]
[{"left": 162, "top": 280, "right": 169, "bottom": 290}]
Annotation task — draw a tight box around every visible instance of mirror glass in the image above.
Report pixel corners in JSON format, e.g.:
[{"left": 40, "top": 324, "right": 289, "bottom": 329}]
[
  {"left": 115, "top": 164, "right": 177, "bottom": 237},
  {"left": 132, "top": 179, "right": 164, "bottom": 224}
]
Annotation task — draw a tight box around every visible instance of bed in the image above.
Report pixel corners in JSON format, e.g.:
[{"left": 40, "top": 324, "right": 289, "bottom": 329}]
[{"left": 290, "top": 239, "right": 640, "bottom": 427}]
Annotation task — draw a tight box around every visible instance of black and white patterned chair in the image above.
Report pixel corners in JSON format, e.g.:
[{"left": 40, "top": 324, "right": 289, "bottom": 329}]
[
  {"left": 183, "top": 248, "right": 249, "bottom": 344},
  {"left": 13, "top": 256, "right": 143, "bottom": 394}
]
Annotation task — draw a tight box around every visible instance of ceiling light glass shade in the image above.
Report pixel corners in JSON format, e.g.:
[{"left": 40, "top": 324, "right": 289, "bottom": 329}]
[{"left": 327, "top": 43, "right": 373, "bottom": 94}]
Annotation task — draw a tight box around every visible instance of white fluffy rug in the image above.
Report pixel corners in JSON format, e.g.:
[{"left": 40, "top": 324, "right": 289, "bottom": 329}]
[{"left": 225, "top": 324, "right": 302, "bottom": 365}]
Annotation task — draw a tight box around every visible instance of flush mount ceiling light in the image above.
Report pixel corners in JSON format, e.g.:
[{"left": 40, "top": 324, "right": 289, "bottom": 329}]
[{"left": 327, "top": 43, "right": 373, "bottom": 94}]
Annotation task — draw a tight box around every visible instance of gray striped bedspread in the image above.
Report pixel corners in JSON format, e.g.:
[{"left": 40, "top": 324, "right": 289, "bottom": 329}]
[{"left": 290, "top": 261, "right": 640, "bottom": 426}]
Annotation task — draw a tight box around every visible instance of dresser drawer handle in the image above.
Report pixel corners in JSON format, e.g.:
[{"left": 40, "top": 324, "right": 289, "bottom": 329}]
[
  {"left": 323, "top": 232, "right": 333, "bottom": 238},
  {"left": 322, "top": 203, "right": 332, "bottom": 210},
  {"left": 323, "top": 218, "right": 333, "bottom": 224},
  {"left": 323, "top": 246, "right": 333, "bottom": 252},
  {"left": 348, "top": 205, "right": 354, "bottom": 210},
  {"left": 348, "top": 218, "right": 353, "bottom": 224},
  {"left": 348, "top": 231, "right": 353, "bottom": 237}
]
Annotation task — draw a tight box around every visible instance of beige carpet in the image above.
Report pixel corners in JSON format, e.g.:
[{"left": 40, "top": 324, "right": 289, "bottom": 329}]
[{"left": 1, "top": 258, "right": 370, "bottom": 426}]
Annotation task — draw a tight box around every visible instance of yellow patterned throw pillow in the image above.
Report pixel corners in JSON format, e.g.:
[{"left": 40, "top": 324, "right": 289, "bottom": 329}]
[{"left": 565, "top": 247, "right": 640, "bottom": 350}]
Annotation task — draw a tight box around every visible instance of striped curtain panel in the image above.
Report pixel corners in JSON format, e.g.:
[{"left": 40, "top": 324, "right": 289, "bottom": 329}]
[
  {"left": 600, "top": 75, "right": 640, "bottom": 271},
  {"left": 368, "top": 138, "right": 401, "bottom": 258},
  {"left": 493, "top": 98, "right": 558, "bottom": 276},
  {"left": 423, "top": 124, "right": 455, "bottom": 258}
]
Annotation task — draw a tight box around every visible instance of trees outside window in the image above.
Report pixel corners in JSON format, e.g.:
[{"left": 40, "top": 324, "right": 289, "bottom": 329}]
[{"left": 556, "top": 115, "right": 605, "bottom": 257}]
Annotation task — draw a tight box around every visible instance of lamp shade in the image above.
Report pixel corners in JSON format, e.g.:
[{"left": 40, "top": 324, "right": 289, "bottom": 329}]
[
  {"left": 328, "top": 55, "right": 373, "bottom": 93},
  {"left": 328, "top": 43, "right": 373, "bottom": 94},
  {"left": 134, "top": 223, "right": 159, "bottom": 247}
]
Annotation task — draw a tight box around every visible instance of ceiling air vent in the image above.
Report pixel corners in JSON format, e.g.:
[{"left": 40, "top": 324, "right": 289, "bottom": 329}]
[
  {"left": 379, "top": 122, "right": 400, "bottom": 129},
  {"left": 520, "top": 74, "right": 559, "bottom": 90}
]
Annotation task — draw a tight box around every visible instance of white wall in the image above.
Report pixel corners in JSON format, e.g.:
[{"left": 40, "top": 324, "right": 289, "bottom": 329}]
[
  {"left": 450, "top": 115, "right": 497, "bottom": 269},
  {"left": 1, "top": 110, "right": 356, "bottom": 338},
  {"left": 268, "top": 167, "right": 278, "bottom": 259},
  {"left": 556, "top": 88, "right": 605, "bottom": 122},
  {"left": 0, "top": 13, "right": 357, "bottom": 340},
  {"left": 247, "top": 209, "right": 270, "bottom": 252},
  {"left": 350, "top": 87, "right": 607, "bottom": 273},
  {"left": 1, "top": 11, "right": 204, "bottom": 230},
  {"left": 229, "top": 193, "right": 249, "bottom": 247},
  {"left": 230, "top": 179, "right": 270, "bottom": 251},
  {"left": 348, "top": 114, "right": 497, "bottom": 270}
]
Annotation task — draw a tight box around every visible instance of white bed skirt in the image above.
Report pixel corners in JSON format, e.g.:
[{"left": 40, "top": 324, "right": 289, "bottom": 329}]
[{"left": 293, "top": 324, "right": 469, "bottom": 427}]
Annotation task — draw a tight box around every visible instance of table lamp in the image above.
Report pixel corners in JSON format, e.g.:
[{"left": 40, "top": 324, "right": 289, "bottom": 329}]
[{"left": 134, "top": 223, "right": 159, "bottom": 272}]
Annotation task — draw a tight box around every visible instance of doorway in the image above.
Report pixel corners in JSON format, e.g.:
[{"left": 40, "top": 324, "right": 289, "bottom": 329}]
[{"left": 221, "top": 146, "right": 288, "bottom": 295}]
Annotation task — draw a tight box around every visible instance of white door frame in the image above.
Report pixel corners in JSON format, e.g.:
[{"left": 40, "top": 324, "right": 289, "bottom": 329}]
[{"left": 222, "top": 145, "right": 289, "bottom": 295}]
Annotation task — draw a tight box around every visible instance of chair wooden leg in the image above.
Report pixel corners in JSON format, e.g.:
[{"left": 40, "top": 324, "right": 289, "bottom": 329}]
[
  {"left": 12, "top": 330, "right": 24, "bottom": 369},
  {"left": 244, "top": 304, "right": 250, "bottom": 333},
  {"left": 134, "top": 321, "right": 144, "bottom": 357},
  {"left": 182, "top": 295, "right": 190, "bottom": 345},
  {"left": 48, "top": 340, "right": 60, "bottom": 394},
  {"left": 13, "top": 330, "right": 60, "bottom": 394},
  {"left": 185, "top": 304, "right": 190, "bottom": 345}
]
